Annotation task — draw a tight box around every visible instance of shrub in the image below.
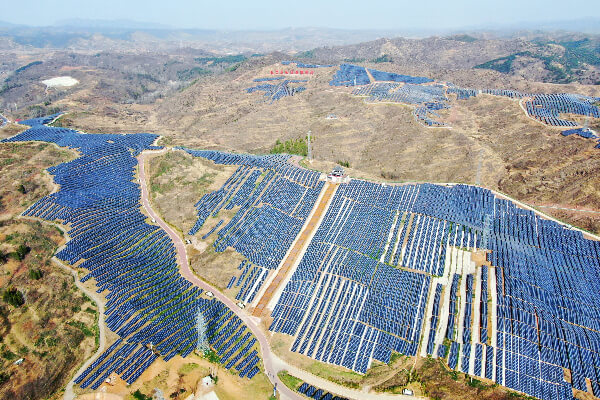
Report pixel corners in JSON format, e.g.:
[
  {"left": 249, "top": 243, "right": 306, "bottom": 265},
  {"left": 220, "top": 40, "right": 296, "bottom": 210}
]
[
  {"left": 270, "top": 137, "right": 308, "bottom": 157},
  {"left": 0, "top": 371, "right": 10, "bottom": 385},
  {"left": 14, "top": 244, "right": 30, "bottom": 261},
  {"left": 29, "top": 269, "right": 43, "bottom": 280},
  {"left": 132, "top": 389, "right": 152, "bottom": 400},
  {"left": 1, "top": 346, "right": 16, "bottom": 360},
  {"left": 372, "top": 54, "right": 392, "bottom": 63},
  {"left": 3, "top": 288, "right": 24, "bottom": 307}
]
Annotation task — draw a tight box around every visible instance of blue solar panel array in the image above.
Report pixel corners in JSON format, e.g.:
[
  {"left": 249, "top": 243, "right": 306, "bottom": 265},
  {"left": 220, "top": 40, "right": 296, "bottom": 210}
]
[
  {"left": 352, "top": 83, "right": 449, "bottom": 126},
  {"left": 246, "top": 79, "right": 307, "bottom": 102},
  {"left": 295, "top": 62, "right": 335, "bottom": 68},
  {"left": 426, "top": 283, "right": 443, "bottom": 355},
  {"left": 253, "top": 77, "right": 286, "bottom": 82},
  {"left": 527, "top": 94, "right": 599, "bottom": 125},
  {"left": 329, "top": 64, "right": 371, "bottom": 86},
  {"left": 482, "top": 89, "right": 528, "bottom": 99},
  {"left": 562, "top": 128, "right": 600, "bottom": 148},
  {"left": 481, "top": 90, "right": 600, "bottom": 129},
  {"left": 269, "top": 181, "right": 433, "bottom": 373},
  {"left": 9, "top": 116, "right": 600, "bottom": 399},
  {"left": 258, "top": 62, "right": 600, "bottom": 132},
  {"left": 1, "top": 118, "right": 262, "bottom": 388},
  {"left": 18, "top": 112, "right": 63, "bottom": 127},
  {"left": 367, "top": 68, "right": 433, "bottom": 84},
  {"left": 297, "top": 382, "right": 348, "bottom": 400},
  {"left": 448, "top": 87, "right": 478, "bottom": 100},
  {"left": 446, "top": 274, "right": 461, "bottom": 340},
  {"left": 480, "top": 266, "right": 489, "bottom": 343},
  {"left": 259, "top": 175, "right": 600, "bottom": 400},
  {"left": 330, "top": 64, "right": 434, "bottom": 87},
  {"left": 561, "top": 128, "right": 598, "bottom": 140},
  {"left": 182, "top": 148, "right": 324, "bottom": 273}
]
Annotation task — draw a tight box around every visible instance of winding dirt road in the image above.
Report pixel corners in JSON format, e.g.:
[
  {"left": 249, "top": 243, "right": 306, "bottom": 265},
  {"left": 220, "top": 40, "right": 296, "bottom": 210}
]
[
  {"left": 137, "top": 150, "right": 303, "bottom": 400},
  {"left": 56, "top": 257, "right": 107, "bottom": 400}
]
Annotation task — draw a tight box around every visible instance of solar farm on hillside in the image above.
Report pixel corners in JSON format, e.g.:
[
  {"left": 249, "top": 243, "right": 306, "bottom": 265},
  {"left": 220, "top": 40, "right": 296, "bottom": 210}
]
[
  {"left": 4, "top": 107, "right": 600, "bottom": 400},
  {"left": 246, "top": 62, "right": 600, "bottom": 138}
]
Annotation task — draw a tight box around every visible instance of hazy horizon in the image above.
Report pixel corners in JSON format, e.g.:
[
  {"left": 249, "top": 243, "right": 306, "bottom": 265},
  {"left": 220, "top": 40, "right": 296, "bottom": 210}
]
[{"left": 3, "top": 0, "right": 600, "bottom": 31}]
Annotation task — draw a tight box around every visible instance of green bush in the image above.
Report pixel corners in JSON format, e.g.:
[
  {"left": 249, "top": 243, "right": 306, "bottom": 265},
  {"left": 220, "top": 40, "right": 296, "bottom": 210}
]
[
  {"left": 14, "top": 244, "right": 30, "bottom": 261},
  {"left": 372, "top": 54, "right": 392, "bottom": 63},
  {"left": 67, "top": 320, "right": 94, "bottom": 337},
  {"left": 132, "top": 389, "right": 151, "bottom": 400},
  {"left": 3, "top": 288, "right": 24, "bottom": 307},
  {"left": 203, "top": 349, "right": 220, "bottom": 364},
  {"left": 0, "top": 371, "right": 10, "bottom": 385},
  {"left": 1, "top": 346, "right": 16, "bottom": 360},
  {"left": 270, "top": 137, "right": 308, "bottom": 157},
  {"left": 29, "top": 269, "right": 43, "bottom": 280}
]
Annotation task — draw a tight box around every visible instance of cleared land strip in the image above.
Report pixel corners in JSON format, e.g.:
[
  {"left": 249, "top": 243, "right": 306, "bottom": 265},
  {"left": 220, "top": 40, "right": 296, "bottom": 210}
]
[
  {"left": 534, "top": 204, "right": 600, "bottom": 214},
  {"left": 253, "top": 182, "right": 337, "bottom": 317}
]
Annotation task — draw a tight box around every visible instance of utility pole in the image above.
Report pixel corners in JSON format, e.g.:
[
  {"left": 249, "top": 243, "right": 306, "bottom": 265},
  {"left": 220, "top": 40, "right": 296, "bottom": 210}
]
[
  {"left": 307, "top": 130, "right": 312, "bottom": 163},
  {"left": 196, "top": 308, "right": 209, "bottom": 355}
]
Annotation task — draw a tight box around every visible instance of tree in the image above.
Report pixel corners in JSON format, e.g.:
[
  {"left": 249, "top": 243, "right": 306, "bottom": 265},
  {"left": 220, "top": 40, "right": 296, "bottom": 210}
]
[
  {"left": 3, "top": 288, "right": 24, "bottom": 307},
  {"left": 132, "top": 390, "right": 151, "bottom": 400},
  {"left": 28, "top": 269, "right": 43, "bottom": 280},
  {"left": 14, "top": 244, "right": 30, "bottom": 261}
]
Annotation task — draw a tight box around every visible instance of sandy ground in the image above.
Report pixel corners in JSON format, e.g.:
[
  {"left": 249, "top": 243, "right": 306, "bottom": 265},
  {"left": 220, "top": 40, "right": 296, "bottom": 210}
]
[{"left": 42, "top": 76, "right": 79, "bottom": 88}]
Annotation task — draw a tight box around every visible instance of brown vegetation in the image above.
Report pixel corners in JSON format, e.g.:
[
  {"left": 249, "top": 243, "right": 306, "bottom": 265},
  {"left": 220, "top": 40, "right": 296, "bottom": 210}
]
[{"left": 0, "top": 142, "right": 97, "bottom": 400}]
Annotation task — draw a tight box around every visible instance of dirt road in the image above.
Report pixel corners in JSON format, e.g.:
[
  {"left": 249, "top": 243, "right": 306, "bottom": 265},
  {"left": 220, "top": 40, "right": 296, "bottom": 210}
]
[{"left": 137, "top": 150, "right": 304, "bottom": 400}]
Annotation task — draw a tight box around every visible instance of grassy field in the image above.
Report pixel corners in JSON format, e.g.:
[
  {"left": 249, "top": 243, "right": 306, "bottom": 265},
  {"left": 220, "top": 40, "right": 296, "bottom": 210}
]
[
  {"left": 147, "top": 149, "right": 237, "bottom": 234},
  {"left": 277, "top": 370, "right": 303, "bottom": 391},
  {"left": 0, "top": 142, "right": 101, "bottom": 400},
  {"left": 147, "top": 149, "right": 249, "bottom": 299}
]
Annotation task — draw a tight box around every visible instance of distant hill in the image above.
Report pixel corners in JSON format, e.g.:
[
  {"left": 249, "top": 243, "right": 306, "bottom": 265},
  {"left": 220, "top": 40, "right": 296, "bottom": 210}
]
[
  {"left": 474, "top": 37, "right": 600, "bottom": 84},
  {"left": 284, "top": 34, "right": 600, "bottom": 85},
  {"left": 0, "top": 23, "right": 410, "bottom": 52}
]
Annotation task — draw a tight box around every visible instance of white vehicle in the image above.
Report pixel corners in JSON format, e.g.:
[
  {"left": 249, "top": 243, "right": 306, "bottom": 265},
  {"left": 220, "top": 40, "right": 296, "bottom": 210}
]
[
  {"left": 237, "top": 302, "right": 245, "bottom": 309},
  {"left": 205, "top": 291, "right": 214, "bottom": 297}
]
